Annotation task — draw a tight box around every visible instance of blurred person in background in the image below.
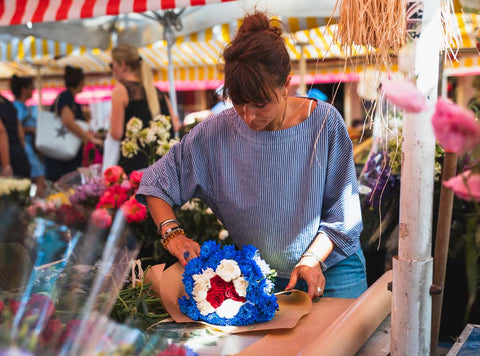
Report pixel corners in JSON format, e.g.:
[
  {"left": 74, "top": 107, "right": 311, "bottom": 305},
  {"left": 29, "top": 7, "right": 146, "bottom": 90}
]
[
  {"left": 107, "top": 44, "right": 180, "bottom": 174},
  {"left": 11, "top": 75, "right": 46, "bottom": 197},
  {"left": 44, "top": 66, "right": 103, "bottom": 181},
  {"left": 0, "top": 94, "right": 30, "bottom": 177}
]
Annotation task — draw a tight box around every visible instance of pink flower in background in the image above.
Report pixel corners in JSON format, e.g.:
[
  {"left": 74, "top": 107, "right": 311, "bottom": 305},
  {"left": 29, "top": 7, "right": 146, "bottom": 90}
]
[
  {"left": 444, "top": 170, "right": 480, "bottom": 202},
  {"left": 97, "top": 185, "right": 129, "bottom": 210},
  {"left": 104, "top": 166, "right": 126, "bottom": 185},
  {"left": 0, "top": 300, "right": 4, "bottom": 316},
  {"left": 382, "top": 78, "right": 428, "bottom": 113},
  {"left": 91, "top": 209, "right": 113, "bottom": 229},
  {"left": 120, "top": 179, "right": 134, "bottom": 191},
  {"left": 432, "top": 98, "right": 480, "bottom": 153},
  {"left": 121, "top": 196, "right": 147, "bottom": 223},
  {"left": 129, "top": 170, "right": 144, "bottom": 189}
]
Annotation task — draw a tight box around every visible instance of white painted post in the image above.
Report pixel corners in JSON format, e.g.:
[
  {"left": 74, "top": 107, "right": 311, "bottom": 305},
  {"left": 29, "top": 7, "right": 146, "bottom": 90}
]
[{"left": 390, "top": 1, "right": 441, "bottom": 355}]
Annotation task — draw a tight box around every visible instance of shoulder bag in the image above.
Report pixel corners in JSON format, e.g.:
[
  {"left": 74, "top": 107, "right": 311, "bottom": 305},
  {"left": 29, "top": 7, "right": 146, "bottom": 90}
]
[{"left": 35, "top": 100, "right": 89, "bottom": 161}]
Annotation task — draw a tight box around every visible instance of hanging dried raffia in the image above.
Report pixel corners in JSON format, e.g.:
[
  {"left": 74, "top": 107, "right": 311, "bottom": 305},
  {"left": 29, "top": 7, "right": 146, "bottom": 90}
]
[{"left": 335, "top": 0, "right": 406, "bottom": 69}]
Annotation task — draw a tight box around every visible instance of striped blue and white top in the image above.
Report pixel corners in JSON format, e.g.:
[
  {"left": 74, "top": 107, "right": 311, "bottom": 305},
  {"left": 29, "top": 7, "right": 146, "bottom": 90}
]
[{"left": 137, "top": 101, "right": 363, "bottom": 278}]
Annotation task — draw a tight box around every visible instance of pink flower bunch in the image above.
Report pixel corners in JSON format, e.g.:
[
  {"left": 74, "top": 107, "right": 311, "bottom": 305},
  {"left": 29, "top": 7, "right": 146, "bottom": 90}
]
[
  {"left": 382, "top": 78, "right": 428, "bottom": 113},
  {"left": 92, "top": 166, "right": 146, "bottom": 228},
  {"left": 431, "top": 98, "right": 480, "bottom": 202},
  {"left": 432, "top": 98, "right": 480, "bottom": 154}
]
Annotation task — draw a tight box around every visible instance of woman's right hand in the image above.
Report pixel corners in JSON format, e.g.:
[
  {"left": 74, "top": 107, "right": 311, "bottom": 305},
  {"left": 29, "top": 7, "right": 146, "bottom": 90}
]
[
  {"left": 87, "top": 132, "right": 104, "bottom": 147},
  {"left": 1, "top": 165, "right": 13, "bottom": 177},
  {"left": 165, "top": 235, "right": 201, "bottom": 266}
]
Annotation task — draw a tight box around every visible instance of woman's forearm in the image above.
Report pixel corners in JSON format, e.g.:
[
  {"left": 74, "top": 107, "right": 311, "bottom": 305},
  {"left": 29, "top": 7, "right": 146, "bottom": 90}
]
[
  {"left": 0, "top": 121, "right": 11, "bottom": 169},
  {"left": 146, "top": 196, "right": 178, "bottom": 235}
]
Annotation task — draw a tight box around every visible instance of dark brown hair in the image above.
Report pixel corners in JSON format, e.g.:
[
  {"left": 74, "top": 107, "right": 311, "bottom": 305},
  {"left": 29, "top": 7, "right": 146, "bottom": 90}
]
[
  {"left": 10, "top": 75, "right": 33, "bottom": 99},
  {"left": 64, "top": 65, "right": 84, "bottom": 89},
  {"left": 222, "top": 11, "right": 291, "bottom": 105}
]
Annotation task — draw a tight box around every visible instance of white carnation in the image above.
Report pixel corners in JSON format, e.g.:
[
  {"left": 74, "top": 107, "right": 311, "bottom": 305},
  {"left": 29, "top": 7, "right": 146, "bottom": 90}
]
[
  {"left": 215, "top": 299, "right": 244, "bottom": 319},
  {"left": 216, "top": 259, "right": 241, "bottom": 282},
  {"left": 233, "top": 277, "right": 249, "bottom": 297}
]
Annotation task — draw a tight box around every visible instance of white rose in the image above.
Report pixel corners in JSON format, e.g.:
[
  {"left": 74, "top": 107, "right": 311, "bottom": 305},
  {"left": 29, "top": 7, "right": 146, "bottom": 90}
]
[
  {"left": 216, "top": 260, "right": 241, "bottom": 282},
  {"left": 197, "top": 300, "right": 215, "bottom": 316},
  {"left": 233, "top": 277, "right": 249, "bottom": 297},
  {"left": 215, "top": 299, "right": 244, "bottom": 319}
]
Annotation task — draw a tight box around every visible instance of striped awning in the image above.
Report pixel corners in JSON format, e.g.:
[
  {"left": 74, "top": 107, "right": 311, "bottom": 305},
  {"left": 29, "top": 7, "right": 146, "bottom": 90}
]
[
  {"left": 0, "top": 13, "right": 478, "bottom": 87},
  {"left": 0, "top": 0, "right": 237, "bottom": 26}
]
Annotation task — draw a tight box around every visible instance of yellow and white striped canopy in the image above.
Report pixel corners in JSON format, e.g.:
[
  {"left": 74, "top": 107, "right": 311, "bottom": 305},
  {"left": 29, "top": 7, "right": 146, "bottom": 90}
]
[{"left": 0, "top": 13, "right": 478, "bottom": 87}]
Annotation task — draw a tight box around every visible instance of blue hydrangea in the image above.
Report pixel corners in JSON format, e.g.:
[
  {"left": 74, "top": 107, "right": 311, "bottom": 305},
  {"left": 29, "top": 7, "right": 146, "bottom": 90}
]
[{"left": 178, "top": 241, "right": 279, "bottom": 326}]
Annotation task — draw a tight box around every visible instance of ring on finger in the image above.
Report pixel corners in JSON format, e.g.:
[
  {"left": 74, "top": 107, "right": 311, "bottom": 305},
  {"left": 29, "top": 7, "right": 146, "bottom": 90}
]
[{"left": 183, "top": 251, "right": 190, "bottom": 259}]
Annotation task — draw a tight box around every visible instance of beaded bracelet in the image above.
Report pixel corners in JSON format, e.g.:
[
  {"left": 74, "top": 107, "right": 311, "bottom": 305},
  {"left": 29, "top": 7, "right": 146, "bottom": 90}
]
[{"left": 161, "top": 227, "right": 186, "bottom": 248}]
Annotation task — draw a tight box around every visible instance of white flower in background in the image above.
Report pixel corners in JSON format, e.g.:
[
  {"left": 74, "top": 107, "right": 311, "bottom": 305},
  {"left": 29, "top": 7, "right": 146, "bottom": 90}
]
[
  {"left": 197, "top": 300, "right": 216, "bottom": 315},
  {"left": 121, "top": 139, "right": 139, "bottom": 158},
  {"left": 218, "top": 229, "right": 229, "bottom": 241},
  {"left": 0, "top": 178, "right": 31, "bottom": 196},
  {"left": 181, "top": 200, "right": 196, "bottom": 211},
  {"left": 216, "top": 259, "right": 241, "bottom": 282},
  {"left": 233, "top": 277, "right": 249, "bottom": 297},
  {"left": 215, "top": 299, "right": 244, "bottom": 318},
  {"left": 125, "top": 117, "right": 143, "bottom": 136}
]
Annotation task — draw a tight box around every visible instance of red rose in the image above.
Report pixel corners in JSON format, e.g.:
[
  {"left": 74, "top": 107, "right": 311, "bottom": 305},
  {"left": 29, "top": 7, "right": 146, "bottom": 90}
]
[
  {"left": 225, "top": 285, "right": 246, "bottom": 303},
  {"left": 129, "top": 170, "right": 144, "bottom": 189},
  {"left": 157, "top": 343, "right": 187, "bottom": 356},
  {"left": 104, "top": 166, "right": 126, "bottom": 185},
  {"left": 120, "top": 196, "right": 147, "bottom": 223},
  {"left": 91, "top": 209, "right": 112, "bottom": 229},
  {"left": 9, "top": 300, "right": 20, "bottom": 315},
  {"left": 40, "top": 318, "right": 63, "bottom": 347},
  {"left": 209, "top": 275, "right": 227, "bottom": 290},
  {"left": 206, "top": 290, "right": 226, "bottom": 309},
  {"left": 25, "top": 294, "right": 55, "bottom": 321}
]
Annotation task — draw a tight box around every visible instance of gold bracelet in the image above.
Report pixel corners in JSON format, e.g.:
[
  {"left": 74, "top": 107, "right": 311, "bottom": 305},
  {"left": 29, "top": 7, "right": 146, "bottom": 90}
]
[{"left": 161, "top": 228, "right": 185, "bottom": 248}]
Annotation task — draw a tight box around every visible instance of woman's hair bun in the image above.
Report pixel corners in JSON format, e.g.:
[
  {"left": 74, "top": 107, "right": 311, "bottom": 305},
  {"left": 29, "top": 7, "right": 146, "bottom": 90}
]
[{"left": 237, "top": 11, "right": 283, "bottom": 37}]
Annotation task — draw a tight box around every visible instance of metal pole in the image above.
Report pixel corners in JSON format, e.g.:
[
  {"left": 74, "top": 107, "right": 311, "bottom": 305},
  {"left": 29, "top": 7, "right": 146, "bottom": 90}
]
[
  {"left": 391, "top": 1, "right": 441, "bottom": 354},
  {"left": 165, "top": 26, "right": 179, "bottom": 121},
  {"left": 35, "top": 65, "right": 43, "bottom": 110},
  {"left": 298, "top": 42, "right": 307, "bottom": 97}
]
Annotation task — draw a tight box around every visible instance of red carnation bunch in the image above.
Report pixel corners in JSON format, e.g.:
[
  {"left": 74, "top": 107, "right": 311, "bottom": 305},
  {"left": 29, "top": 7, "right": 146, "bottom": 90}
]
[{"left": 91, "top": 166, "right": 146, "bottom": 229}]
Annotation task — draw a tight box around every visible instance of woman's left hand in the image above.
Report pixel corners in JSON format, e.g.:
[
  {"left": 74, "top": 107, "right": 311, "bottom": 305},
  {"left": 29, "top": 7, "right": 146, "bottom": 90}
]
[{"left": 286, "top": 256, "right": 325, "bottom": 299}]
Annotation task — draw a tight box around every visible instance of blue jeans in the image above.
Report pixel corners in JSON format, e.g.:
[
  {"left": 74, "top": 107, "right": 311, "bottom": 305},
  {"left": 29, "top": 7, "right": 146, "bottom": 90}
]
[{"left": 274, "top": 248, "right": 368, "bottom": 298}]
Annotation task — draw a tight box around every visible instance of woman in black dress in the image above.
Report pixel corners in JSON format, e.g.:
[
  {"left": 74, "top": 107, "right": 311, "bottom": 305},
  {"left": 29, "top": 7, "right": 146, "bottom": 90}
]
[
  {"left": 44, "top": 66, "right": 103, "bottom": 181},
  {"left": 108, "top": 44, "right": 180, "bottom": 175},
  {"left": 0, "top": 94, "right": 30, "bottom": 177}
]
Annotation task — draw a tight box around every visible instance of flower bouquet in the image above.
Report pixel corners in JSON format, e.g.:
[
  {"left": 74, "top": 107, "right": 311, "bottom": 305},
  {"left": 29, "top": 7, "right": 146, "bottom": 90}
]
[
  {"left": 179, "top": 241, "right": 278, "bottom": 326},
  {"left": 121, "top": 115, "right": 178, "bottom": 166},
  {"left": 0, "top": 177, "right": 31, "bottom": 209}
]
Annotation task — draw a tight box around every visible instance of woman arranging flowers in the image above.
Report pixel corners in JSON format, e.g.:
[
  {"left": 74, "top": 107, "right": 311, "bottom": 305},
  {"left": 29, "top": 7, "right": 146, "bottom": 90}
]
[{"left": 137, "top": 11, "right": 366, "bottom": 299}]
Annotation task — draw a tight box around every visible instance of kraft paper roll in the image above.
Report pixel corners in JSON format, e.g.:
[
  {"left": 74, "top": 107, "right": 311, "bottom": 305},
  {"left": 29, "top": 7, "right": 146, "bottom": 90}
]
[{"left": 298, "top": 270, "right": 393, "bottom": 356}]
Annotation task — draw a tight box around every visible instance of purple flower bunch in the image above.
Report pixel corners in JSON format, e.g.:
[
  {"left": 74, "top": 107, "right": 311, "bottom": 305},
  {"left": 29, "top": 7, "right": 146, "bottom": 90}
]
[{"left": 69, "top": 176, "right": 106, "bottom": 209}]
